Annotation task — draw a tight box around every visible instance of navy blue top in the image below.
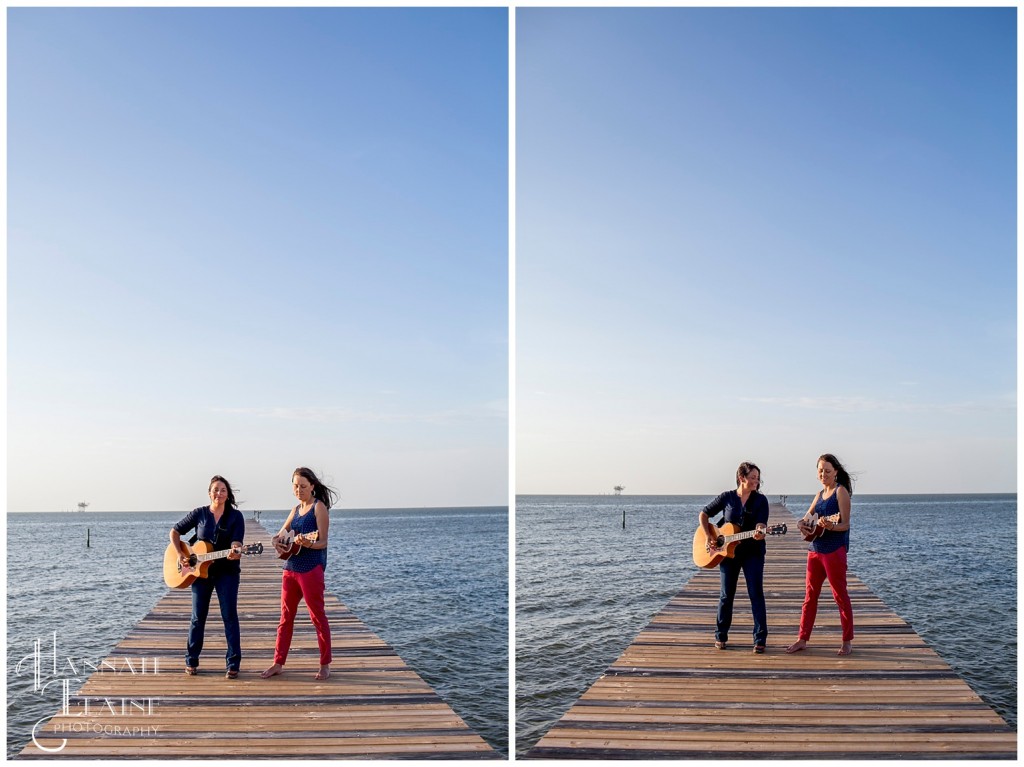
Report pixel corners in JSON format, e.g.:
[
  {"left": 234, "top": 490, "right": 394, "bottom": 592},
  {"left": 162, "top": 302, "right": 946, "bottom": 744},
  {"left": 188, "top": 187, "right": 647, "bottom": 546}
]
[
  {"left": 173, "top": 506, "right": 246, "bottom": 576},
  {"left": 809, "top": 490, "right": 850, "bottom": 554},
  {"left": 284, "top": 503, "right": 327, "bottom": 574},
  {"left": 701, "top": 490, "right": 770, "bottom": 556}
]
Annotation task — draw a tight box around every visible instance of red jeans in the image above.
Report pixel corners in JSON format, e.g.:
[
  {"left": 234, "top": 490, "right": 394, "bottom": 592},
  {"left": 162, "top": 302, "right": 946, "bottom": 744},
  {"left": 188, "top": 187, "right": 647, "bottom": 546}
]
[
  {"left": 798, "top": 547, "right": 854, "bottom": 642},
  {"left": 273, "top": 565, "right": 332, "bottom": 666}
]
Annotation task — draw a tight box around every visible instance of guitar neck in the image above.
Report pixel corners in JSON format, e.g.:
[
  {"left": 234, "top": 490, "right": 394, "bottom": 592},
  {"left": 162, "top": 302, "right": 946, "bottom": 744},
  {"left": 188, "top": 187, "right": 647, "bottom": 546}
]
[
  {"left": 194, "top": 548, "right": 237, "bottom": 563},
  {"left": 722, "top": 528, "right": 761, "bottom": 544}
]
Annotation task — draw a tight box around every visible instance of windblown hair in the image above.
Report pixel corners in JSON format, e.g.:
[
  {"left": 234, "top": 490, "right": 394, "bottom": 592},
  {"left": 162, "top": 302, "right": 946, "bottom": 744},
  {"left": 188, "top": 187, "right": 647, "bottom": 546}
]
[
  {"left": 818, "top": 454, "right": 854, "bottom": 496},
  {"left": 735, "top": 461, "right": 762, "bottom": 492},
  {"left": 293, "top": 467, "right": 339, "bottom": 509}
]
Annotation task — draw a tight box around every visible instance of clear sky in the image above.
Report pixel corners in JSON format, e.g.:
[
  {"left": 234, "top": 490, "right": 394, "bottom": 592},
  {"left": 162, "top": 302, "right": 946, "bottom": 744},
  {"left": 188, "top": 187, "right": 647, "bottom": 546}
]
[
  {"left": 8, "top": 8, "right": 508, "bottom": 512},
  {"left": 517, "top": 7, "right": 1016, "bottom": 495}
]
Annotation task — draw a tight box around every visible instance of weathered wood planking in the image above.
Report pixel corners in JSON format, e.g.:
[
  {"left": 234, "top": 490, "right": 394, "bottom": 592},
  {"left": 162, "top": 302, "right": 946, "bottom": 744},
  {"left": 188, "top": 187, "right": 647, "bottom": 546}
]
[
  {"left": 20, "top": 521, "right": 496, "bottom": 759},
  {"left": 528, "top": 504, "right": 1016, "bottom": 759}
]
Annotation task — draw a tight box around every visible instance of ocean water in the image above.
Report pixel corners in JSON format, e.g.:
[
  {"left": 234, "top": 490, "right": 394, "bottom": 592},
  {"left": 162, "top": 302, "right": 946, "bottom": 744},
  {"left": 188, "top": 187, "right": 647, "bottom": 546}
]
[
  {"left": 515, "top": 494, "right": 1017, "bottom": 757},
  {"left": 6, "top": 506, "right": 508, "bottom": 758}
]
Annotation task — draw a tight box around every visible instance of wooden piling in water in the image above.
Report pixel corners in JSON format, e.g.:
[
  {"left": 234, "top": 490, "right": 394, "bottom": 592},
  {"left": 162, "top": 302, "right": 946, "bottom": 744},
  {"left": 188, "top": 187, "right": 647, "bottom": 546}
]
[
  {"left": 527, "top": 504, "right": 1016, "bottom": 759},
  {"left": 20, "top": 521, "right": 496, "bottom": 759}
]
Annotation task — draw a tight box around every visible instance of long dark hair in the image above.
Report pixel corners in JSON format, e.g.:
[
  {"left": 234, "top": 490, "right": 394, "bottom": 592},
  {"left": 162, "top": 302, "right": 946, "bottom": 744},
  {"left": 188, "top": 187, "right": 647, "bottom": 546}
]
[
  {"left": 293, "top": 467, "right": 338, "bottom": 509},
  {"left": 209, "top": 475, "right": 239, "bottom": 509},
  {"left": 818, "top": 454, "right": 854, "bottom": 496},
  {"left": 735, "top": 461, "right": 762, "bottom": 492}
]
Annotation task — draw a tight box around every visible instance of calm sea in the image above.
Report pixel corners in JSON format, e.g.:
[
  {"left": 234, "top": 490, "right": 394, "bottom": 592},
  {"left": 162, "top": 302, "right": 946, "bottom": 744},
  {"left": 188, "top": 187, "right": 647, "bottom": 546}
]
[
  {"left": 516, "top": 493, "right": 1017, "bottom": 757},
  {"left": 6, "top": 506, "right": 508, "bottom": 758}
]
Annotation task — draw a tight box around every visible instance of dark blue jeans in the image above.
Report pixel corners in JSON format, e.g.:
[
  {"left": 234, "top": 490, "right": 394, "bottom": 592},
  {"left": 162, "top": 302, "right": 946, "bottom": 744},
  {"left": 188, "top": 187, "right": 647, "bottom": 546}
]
[
  {"left": 187, "top": 570, "right": 241, "bottom": 671},
  {"left": 717, "top": 548, "right": 767, "bottom": 646}
]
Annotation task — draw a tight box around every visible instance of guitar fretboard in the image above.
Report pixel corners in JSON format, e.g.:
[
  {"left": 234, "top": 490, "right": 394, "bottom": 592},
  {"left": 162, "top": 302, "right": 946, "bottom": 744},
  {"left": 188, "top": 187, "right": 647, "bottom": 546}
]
[
  {"left": 722, "top": 530, "right": 759, "bottom": 543},
  {"left": 194, "top": 548, "right": 236, "bottom": 563}
]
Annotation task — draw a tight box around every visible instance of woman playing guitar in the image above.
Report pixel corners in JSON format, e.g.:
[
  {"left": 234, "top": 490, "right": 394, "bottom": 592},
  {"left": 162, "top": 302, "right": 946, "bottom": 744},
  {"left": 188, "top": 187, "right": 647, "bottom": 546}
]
[
  {"left": 261, "top": 467, "right": 338, "bottom": 681},
  {"left": 786, "top": 453, "right": 854, "bottom": 656},
  {"left": 168, "top": 475, "right": 246, "bottom": 678},
  {"left": 698, "top": 462, "right": 770, "bottom": 654}
]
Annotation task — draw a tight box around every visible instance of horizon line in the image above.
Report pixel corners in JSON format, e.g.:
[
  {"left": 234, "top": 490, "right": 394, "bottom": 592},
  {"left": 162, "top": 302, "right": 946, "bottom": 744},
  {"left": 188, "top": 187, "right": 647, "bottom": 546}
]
[
  {"left": 515, "top": 491, "right": 1016, "bottom": 497},
  {"left": 9, "top": 504, "right": 510, "bottom": 514}
]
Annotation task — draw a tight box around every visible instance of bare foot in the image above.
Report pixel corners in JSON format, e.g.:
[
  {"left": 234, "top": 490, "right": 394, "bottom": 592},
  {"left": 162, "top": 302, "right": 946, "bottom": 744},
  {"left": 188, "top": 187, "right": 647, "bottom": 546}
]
[
  {"left": 837, "top": 641, "right": 853, "bottom": 656},
  {"left": 315, "top": 665, "right": 331, "bottom": 681},
  {"left": 260, "top": 663, "right": 284, "bottom": 679},
  {"left": 785, "top": 639, "right": 807, "bottom": 654}
]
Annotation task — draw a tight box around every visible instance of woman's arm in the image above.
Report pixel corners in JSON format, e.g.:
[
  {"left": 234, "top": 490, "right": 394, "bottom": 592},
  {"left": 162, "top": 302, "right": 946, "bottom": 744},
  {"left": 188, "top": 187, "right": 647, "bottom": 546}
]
[
  {"left": 698, "top": 492, "right": 728, "bottom": 547},
  {"left": 170, "top": 509, "right": 199, "bottom": 563},
  {"left": 698, "top": 510, "right": 717, "bottom": 546},
  {"left": 829, "top": 487, "right": 852, "bottom": 532},
  {"left": 228, "top": 510, "right": 245, "bottom": 560},
  {"left": 796, "top": 493, "right": 821, "bottom": 536},
  {"left": 272, "top": 509, "right": 297, "bottom": 554},
  {"left": 753, "top": 494, "right": 770, "bottom": 539},
  {"left": 803, "top": 493, "right": 820, "bottom": 520},
  {"left": 306, "top": 502, "right": 329, "bottom": 549},
  {"left": 169, "top": 528, "right": 190, "bottom": 563}
]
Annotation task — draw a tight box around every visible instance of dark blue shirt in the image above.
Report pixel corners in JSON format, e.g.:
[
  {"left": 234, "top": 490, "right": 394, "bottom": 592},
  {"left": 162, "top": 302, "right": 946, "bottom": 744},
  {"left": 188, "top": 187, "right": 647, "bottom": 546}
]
[
  {"left": 173, "top": 506, "right": 246, "bottom": 576},
  {"left": 701, "top": 490, "right": 770, "bottom": 556}
]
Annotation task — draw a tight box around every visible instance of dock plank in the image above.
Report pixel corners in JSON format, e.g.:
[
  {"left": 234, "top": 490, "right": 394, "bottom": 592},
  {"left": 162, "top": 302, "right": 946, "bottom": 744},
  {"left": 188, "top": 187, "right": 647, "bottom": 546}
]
[
  {"left": 20, "top": 522, "right": 496, "bottom": 759},
  {"left": 527, "top": 504, "right": 1015, "bottom": 760}
]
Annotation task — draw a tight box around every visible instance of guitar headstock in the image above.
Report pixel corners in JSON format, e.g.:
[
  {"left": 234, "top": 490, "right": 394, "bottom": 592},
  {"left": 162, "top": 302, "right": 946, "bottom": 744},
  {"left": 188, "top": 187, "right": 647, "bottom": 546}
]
[
  {"left": 768, "top": 523, "right": 787, "bottom": 535},
  {"left": 243, "top": 542, "right": 264, "bottom": 556}
]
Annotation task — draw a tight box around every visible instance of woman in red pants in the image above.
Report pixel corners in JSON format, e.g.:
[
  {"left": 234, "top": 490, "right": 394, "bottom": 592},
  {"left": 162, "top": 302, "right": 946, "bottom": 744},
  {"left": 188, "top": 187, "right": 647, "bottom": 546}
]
[
  {"left": 261, "top": 467, "right": 338, "bottom": 681},
  {"left": 786, "top": 454, "right": 855, "bottom": 657}
]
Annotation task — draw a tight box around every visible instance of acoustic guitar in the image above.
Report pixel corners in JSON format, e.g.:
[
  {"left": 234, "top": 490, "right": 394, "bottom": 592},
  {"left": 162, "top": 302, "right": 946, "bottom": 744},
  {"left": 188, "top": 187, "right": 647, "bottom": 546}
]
[
  {"left": 800, "top": 512, "right": 842, "bottom": 541},
  {"left": 163, "top": 541, "right": 264, "bottom": 589},
  {"left": 692, "top": 521, "right": 788, "bottom": 569},
  {"left": 274, "top": 530, "right": 319, "bottom": 560}
]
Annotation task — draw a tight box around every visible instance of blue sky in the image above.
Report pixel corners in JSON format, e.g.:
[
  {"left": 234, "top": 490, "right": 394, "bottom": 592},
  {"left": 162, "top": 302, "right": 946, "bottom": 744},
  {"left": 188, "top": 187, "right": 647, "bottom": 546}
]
[
  {"left": 517, "top": 7, "right": 1016, "bottom": 495},
  {"left": 9, "top": 8, "right": 508, "bottom": 511}
]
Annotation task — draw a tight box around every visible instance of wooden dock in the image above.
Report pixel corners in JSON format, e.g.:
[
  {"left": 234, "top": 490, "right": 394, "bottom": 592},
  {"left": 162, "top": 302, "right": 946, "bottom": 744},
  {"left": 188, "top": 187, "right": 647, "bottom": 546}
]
[
  {"left": 21, "top": 522, "right": 496, "bottom": 759},
  {"left": 527, "top": 504, "right": 1016, "bottom": 759}
]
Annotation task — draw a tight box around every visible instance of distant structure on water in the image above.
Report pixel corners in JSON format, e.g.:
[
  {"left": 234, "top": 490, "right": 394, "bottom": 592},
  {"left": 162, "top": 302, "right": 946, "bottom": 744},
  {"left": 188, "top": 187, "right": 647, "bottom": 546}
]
[
  {"left": 77, "top": 502, "right": 89, "bottom": 512},
  {"left": 613, "top": 485, "right": 624, "bottom": 495}
]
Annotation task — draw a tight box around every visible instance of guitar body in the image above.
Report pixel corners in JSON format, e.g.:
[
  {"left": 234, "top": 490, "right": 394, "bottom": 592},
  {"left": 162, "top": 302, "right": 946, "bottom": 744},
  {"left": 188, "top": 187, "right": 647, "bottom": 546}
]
[
  {"left": 693, "top": 522, "right": 744, "bottom": 569},
  {"left": 801, "top": 512, "right": 841, "bottom": 542},
  {"left": 276, "top": 531, "right": 319, "bottom": 560},
  {"left": 163, "top": 540, "right": 215, "bottom": 589},
  {"left": 278, "top": 541, "right": 303, "bottom": 561}
]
